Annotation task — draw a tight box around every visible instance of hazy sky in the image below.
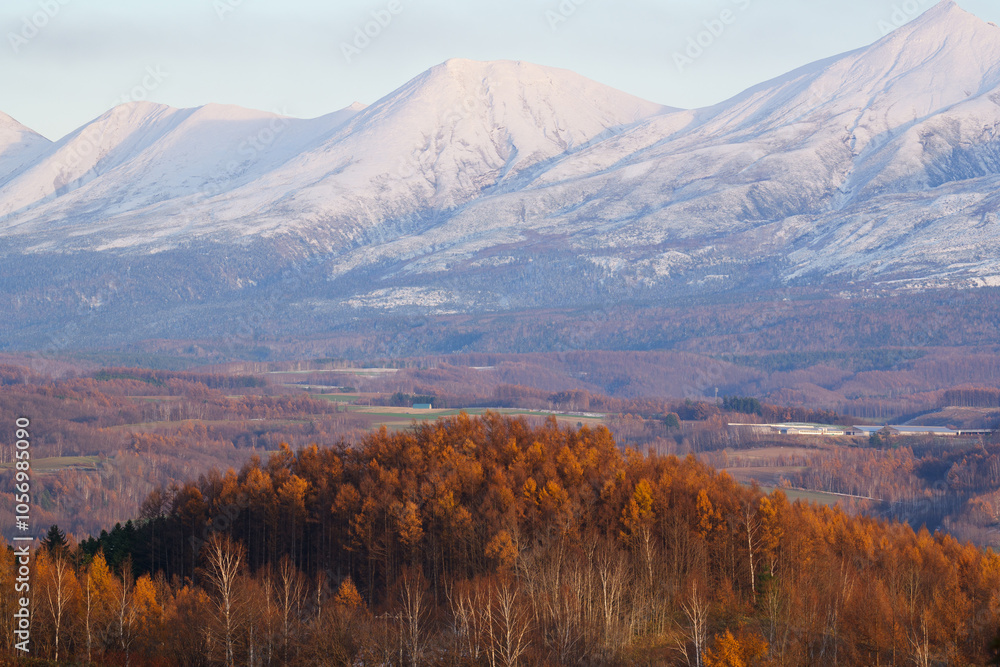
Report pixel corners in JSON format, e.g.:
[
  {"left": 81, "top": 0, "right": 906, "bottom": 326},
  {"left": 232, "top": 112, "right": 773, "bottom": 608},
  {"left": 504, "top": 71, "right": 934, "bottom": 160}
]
[{"left": 2, "top": 0, "right": 997, "bottom": 140}]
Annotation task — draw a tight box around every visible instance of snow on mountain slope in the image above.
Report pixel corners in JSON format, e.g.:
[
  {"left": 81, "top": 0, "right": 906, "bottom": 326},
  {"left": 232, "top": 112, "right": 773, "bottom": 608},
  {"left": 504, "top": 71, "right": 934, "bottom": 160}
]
[
  {"left": 1, "top": 1, "right": 999, "bottom": 296},
  {"left": 413, "top": 0, "right": 1000, "bottom": 279},
  {"left": 693, "top": 1, "right": 1000, "bottom": 142},
  {"left": 0, "top": 101, "right": 365, "bottom": 230},
  {"left": 0, "top": 59, "right": 666, "bottom": 249},
  {"left": 522, "top": 1, "right": 1000, "bottom": 232},
  {"left": 0, "top": 102, "right": 185, "bottom": 219},
  {"left": 784, "top": 177, "right": 1000, "bottom": 282},
  {"left": 197, "top": 59, "right": 671, "bottom": 239},
  {"left": 0, "top": 112, "right": 52, "bottom": 190}
]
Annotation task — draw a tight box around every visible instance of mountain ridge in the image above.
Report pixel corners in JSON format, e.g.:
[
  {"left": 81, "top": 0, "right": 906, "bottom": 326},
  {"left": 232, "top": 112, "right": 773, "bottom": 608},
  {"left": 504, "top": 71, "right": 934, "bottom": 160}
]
[{"left": 2, "top": 0, "right": 1000, "bottom": 349}]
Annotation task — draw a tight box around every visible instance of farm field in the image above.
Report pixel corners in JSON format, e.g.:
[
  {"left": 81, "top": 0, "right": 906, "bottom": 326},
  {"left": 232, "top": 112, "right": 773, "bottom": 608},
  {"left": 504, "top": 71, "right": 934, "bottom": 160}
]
[
  {"left": 723, "top": 465, "right": 808, "bottom": 488},
  {"left": 315, "top": 394, "right": 362, "bottom": 403},
  {"left": 347, "top": 405, "right": 606, "bottom": 430},
  {"left": 64, "top": 388, "right": 606, "bottom": 437},
  {"left": 105, "top": 418, "right": 314, "bottom": 431},
  {"left": 719, "top": 444, "right": 858, "bottom": 508},
  {"left": 0, "top": 455, "right": 100, "bottom": 474},
  {"left": 757, "top": 486, "right": 853, "bottom": 507},
  {"left": 721, "top": 445, "right": 832, "bottom": 463}
]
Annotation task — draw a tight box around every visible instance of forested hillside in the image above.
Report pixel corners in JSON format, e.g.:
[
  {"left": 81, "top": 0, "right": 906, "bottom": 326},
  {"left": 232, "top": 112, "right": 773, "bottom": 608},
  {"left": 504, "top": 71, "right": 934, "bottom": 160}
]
[
  {"left": 8, "top": 415, "right": 1000, "bottom": 665},
  {"left": 0, "top": 363, "right": 846, "bottom": 542}
]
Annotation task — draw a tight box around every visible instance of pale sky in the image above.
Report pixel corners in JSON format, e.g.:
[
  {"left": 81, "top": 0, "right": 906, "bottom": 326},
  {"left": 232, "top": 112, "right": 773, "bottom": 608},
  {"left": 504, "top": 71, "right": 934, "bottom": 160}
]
[{"left": 1, "top": 0, "right": 998, "bottom": 140}]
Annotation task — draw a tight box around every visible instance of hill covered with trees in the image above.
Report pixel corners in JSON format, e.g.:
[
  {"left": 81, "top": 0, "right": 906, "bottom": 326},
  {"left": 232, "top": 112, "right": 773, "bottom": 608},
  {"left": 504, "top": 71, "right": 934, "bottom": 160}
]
[{"left": 6, "top": 414, "right": 1000, "bottom": 665}]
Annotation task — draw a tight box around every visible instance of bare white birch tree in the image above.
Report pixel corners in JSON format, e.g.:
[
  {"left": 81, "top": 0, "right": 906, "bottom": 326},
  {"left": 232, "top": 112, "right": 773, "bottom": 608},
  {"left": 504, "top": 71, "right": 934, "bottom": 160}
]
[
  {"left": 203, "top": 534, "right": 244, "bottom": 667},
  {"left": 679, "top": 582, "right": 709, "bottom": 667}
]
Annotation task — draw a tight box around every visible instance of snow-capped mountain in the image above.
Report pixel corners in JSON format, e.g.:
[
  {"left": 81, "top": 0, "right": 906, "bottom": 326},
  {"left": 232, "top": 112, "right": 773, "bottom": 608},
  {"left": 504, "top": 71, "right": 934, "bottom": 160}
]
[
  {"left": 0, "top": 101, "right": 367, "bottom": 246},
  {"left": 0, "top": 112, "right": 50, "bottom": 189},
  {"left": 448, "top": 0, "right": 1000, "bottom": 286},
  {"left": 1, "top": 0, "right": 999, "bottom": 348},
  {"left": 238, "top": 59, "right": 669, "bottom": 236},
  {"left": 485, "top": 0, "right": 1000, "bottom": 275},
  {"left": 0, "top": 59, "right": 666, "bottom": 251}
]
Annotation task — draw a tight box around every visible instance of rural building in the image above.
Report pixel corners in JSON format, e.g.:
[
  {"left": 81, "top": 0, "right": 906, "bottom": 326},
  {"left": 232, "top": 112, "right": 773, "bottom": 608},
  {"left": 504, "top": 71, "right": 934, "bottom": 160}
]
[
  {"left": 887, "top": 426, "right": 957, "bottom": 436},
  {"left": 846, "top": 425, "right": 988, "bottom": 437},
  {"left": 413, "top": 403, "right": 433, "bottom": 410},
  {"left": 730, "top": 423, "right": 995, "bottom": 438},
  {"left": 728, "top": 422, "right": 848, "bottom": 436}
]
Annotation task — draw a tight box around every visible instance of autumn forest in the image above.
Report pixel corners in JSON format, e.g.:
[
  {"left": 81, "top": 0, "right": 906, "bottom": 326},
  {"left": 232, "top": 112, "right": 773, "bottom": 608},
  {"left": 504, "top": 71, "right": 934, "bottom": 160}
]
[
  {"left": 1, "top": 359, "right": 1000, "bottom": 665},
  {"left": 0, "top": 411, "right": 996, "bottom": 665}
]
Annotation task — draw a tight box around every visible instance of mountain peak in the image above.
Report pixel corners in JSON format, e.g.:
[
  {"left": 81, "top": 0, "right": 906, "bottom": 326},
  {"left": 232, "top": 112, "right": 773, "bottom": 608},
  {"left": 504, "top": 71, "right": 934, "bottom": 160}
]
[
  {"left": 427, "top": 58, "right": 566, "bottom": 84},
  {"left": 921, "top": 0, "right": 969, "bottom": 19},
  {"left": 864, "top": 0, "right": 1000, "bottom": 98},
  {"left": 105, "top": 100, "right": 176, "bottom": 117},
  {"left": 0, "top": 111, "right": 50, "bottom": 188},
  {"left": 0, "top": 110, "right": 26, "bottom": 129},
  {"left": 0, "top": 111, "right": 45, "bottom": 141},
  {"left": 412, "top": 58, "right": 670, "bottom": 118},
  {"left": 189, "top": 103, "right": 284, "bottom": 122},
  {"left": 351, "top": 57, "right": 668, "bottom": 160},
  {"left": 897, "top": 0, "right": 997, "bottom": 37},
  {"left": 438, "top": 57, "right": 484, "bottom": 71}
]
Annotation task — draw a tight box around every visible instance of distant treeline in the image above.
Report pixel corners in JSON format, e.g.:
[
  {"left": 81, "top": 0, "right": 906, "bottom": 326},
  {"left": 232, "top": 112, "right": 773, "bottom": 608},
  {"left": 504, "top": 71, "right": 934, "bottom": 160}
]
[
  {"left": 721, "top": 396, "right": 763, "bottom": 416},
  {"left": 943, "top": 386, "right": 1000, "bottom": 408},
  {"left": 92, "top": 367, "right": 268, "bottom": 389},
  {"left": 717, "top": 348, "right": 928, "bottom": 374}
]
